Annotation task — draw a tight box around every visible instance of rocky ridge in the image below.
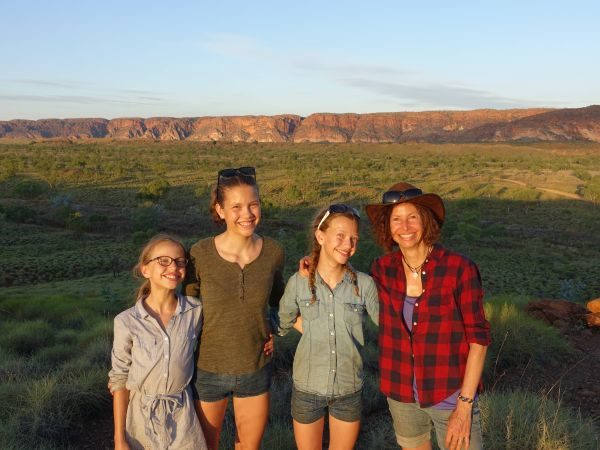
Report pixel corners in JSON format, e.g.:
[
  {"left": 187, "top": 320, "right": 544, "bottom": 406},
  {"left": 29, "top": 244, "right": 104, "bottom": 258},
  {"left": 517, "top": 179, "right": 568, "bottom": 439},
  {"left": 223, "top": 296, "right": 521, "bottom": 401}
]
[{"left": 2, "top": 106, "right": 600, "bottom": 143}]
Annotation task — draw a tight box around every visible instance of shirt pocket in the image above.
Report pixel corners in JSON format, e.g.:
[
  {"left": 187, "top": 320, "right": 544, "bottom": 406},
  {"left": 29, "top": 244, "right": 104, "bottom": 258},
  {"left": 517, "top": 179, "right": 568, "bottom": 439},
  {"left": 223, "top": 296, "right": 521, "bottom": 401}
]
[
  {"left": 134, "top": 335, "right": 159, "bottom": 362},
  {"left": 298, "top": 298, "right": 320, "bottom": 321},
  {"left": 419, "top": 287, "right": 454, "bottom": 321},
  {"left": 342, "top": 298, "right": 366, "bottom": 326}
]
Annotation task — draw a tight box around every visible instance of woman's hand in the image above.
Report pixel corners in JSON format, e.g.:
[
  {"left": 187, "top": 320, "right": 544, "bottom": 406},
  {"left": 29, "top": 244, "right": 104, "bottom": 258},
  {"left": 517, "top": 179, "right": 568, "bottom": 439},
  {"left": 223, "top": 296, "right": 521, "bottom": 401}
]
[
  {"left": 292, "top": 316, "right": 304, "bottom": 334},
  {"left": 298, "top": 256, "right": 312, "bottom": 278},
  {"left": 445, "top": 401, "right": 473, "bottom": 450},
  {"left": 263, "top": 333, "right": 274, "bottom": 356}
]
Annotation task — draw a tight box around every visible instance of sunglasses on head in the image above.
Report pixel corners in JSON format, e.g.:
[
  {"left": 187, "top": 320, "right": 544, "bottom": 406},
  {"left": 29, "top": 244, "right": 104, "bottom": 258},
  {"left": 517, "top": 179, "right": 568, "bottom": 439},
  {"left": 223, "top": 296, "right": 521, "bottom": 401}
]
[
  {"left": 217, "top": 166, "right": 256, "bottom": 181},
  {"left": 216, "top": 166, "right": 257, "bottom": 201},
  {"left": 146, "top": 256, "right": 188, "bottom": 268},
  {"left": 382, "top": 188, "right": 423, "bottom": 204},
  {"left": 317, "top": 204, "right": 361, "bottom": 230}
]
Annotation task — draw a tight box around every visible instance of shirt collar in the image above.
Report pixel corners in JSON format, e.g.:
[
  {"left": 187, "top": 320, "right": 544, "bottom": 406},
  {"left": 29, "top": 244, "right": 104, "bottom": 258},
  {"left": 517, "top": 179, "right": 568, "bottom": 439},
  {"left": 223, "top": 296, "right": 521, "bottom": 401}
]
[
  {"left": 315, "top": 269, "right": 354, "bottom": 287},
  {"left": 134, "top": 294, "right": 186, "bottom": 319}
]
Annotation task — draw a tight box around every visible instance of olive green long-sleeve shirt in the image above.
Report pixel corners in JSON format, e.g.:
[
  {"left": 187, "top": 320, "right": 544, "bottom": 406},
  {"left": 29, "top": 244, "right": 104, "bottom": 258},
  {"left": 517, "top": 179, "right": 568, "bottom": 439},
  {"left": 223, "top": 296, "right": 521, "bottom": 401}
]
[{"left": 183, "top": 236, "right": 285, "bottom": 375}]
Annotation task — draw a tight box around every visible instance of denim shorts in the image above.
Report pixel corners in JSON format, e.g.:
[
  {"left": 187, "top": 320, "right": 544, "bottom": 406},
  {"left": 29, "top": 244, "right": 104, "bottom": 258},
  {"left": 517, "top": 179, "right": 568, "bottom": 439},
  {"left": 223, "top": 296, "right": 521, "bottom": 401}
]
[
  {"left": 291, "top": 386, "right": 362, "bottom": 424},
  {"left": 193, "top": 363, "right": 272, "bottom": 402},
  {"left": 387, "top": 397, "right": 483, "bottom": 450}
]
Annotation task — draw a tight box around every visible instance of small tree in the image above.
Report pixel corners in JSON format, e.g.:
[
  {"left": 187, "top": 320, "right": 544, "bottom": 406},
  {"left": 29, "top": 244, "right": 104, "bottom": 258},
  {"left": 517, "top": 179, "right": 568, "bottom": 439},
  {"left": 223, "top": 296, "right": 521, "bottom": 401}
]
[{"left": 136, "top": 180, "right": 170, "bottom": 202}]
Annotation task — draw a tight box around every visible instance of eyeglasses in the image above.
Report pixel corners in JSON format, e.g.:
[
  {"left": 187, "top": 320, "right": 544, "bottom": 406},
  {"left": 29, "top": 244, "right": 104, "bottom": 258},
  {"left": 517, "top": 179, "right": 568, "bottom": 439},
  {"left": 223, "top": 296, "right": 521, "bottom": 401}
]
[
  {"left": 317, "top": 204, "right": 361, "bottom": 230},
  {"left": 146, "top": 256, "right": 188, "bottom": 268},
  {"left": 382, "top": 188, "right": 423, "bottom": 204}
]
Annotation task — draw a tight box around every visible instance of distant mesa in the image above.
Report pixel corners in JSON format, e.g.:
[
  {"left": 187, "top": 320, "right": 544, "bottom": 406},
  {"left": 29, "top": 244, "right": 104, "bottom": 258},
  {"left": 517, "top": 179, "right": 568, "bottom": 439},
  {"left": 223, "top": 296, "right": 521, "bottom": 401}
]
[{"left": 1, "top": 106, "right": 600, "bottom": 143}]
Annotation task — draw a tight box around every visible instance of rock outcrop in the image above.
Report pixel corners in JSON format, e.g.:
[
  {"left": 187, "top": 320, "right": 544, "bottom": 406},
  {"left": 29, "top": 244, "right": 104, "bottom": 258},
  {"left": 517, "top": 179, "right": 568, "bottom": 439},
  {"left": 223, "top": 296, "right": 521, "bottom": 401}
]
[
  {"left": 1, "top": 106, "right": 599, "bottom": 143},
  {"left": 525, "top": 299, "right": 589, "bottom": 332}
]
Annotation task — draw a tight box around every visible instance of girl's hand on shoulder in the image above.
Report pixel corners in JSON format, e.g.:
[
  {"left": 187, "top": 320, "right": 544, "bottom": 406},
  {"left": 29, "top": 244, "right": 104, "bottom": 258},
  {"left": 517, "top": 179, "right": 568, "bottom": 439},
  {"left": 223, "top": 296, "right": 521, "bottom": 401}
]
[
  {"left": 298, "top": 256, "right": 312, "bottom": 278},
  {"left": 263, "top": 333, "right": 274, "bottom": 356}
]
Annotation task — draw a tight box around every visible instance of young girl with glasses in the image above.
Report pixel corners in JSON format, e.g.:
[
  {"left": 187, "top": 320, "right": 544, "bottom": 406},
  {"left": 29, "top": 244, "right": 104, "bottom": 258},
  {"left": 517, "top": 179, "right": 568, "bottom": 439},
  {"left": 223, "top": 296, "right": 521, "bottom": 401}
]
[
  {"left": 277, "top": 204, "right": 379, "bottom": 450},
  {"left": 109, "top": 234, "right": 207, "bottom": 450},
  {"left": 183, "top": 167, "right": 285, "bottom": 450}
]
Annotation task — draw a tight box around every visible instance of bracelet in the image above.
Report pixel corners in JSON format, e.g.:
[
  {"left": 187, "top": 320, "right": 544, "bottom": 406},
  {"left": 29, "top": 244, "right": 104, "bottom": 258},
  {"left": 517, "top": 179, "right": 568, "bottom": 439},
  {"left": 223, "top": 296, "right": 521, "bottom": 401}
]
[{"left": 457, "top": 394, "right": 474, "bottom": 404}]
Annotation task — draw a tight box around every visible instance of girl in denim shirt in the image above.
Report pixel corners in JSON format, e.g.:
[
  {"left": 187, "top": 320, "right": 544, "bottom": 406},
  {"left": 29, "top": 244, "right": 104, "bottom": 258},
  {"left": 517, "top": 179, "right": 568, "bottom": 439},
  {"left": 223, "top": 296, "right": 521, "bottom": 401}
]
[{"left": 278, "top": 204, "right": 379, "bottom": 450}]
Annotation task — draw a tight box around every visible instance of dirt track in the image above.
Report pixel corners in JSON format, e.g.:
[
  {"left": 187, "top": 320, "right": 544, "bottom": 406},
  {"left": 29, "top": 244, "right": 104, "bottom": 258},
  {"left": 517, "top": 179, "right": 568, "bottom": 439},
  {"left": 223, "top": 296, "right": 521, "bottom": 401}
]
[{"left": 494, "top": 178, "right": 584, "bottom": 200}]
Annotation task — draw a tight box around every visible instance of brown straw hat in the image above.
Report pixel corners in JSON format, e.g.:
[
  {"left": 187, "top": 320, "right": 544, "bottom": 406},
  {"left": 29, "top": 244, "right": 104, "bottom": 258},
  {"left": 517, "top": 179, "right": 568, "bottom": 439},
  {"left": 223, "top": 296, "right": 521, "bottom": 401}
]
[{"left": 366, "top": 182, "right": 445, "bottom": 226}]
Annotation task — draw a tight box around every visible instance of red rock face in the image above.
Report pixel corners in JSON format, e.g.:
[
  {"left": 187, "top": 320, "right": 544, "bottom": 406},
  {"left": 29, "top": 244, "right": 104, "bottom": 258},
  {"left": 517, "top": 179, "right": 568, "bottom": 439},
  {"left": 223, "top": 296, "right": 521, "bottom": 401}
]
[
  {"left": 188, "top": 115, "right": 302, "bottom": 142},
  {"left": 106, "top": 118, "right": 146, "bottom": 139},
  {"left": 1, "top": 106, "right": 599, "bottom": 142},
  {"left": 0, "top": 119, "right": 108, "bottom": 139}
]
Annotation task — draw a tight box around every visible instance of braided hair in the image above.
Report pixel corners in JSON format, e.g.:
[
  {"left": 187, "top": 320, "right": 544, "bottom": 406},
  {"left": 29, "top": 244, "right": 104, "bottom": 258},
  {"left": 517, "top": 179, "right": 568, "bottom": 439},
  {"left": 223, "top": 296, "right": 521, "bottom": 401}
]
[{"left": 308, "top": 207, "right": 360, "bottom": 304}]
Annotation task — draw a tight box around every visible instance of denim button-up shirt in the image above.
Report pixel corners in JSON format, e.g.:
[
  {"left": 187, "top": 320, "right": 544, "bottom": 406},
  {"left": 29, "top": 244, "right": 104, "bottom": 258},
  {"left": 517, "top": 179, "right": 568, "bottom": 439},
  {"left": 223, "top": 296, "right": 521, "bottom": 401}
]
[{"left": 278, "top": 270, "right": 379, "bottom": 397}]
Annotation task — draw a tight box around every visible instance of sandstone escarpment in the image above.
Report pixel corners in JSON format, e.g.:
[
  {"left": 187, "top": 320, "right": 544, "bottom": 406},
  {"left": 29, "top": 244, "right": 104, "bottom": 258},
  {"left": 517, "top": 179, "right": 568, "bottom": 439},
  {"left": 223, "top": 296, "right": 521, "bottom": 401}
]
[
  {"left": 1, "top": 106, "right": 599, "bottom": 143},
  {"left": 189, "top": 115, "right": 301, "bottom": 142}
]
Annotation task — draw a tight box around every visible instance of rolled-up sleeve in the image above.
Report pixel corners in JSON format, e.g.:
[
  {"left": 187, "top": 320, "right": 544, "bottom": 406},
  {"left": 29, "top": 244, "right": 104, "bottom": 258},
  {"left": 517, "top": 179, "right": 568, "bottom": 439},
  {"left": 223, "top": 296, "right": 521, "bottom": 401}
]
[
  {"left": 277, "top": 273, "right": 300, "bottom": 336},
  {"left": 457, "top": 261, "right": 491, "bottom": 346},
  {"left": 108, "top": 314, "right": 132, "bottom": 393}
]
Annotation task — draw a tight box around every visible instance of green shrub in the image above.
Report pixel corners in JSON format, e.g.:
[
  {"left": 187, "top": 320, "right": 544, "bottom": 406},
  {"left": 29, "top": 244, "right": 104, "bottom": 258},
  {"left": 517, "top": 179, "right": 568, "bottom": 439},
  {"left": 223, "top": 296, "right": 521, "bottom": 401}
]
[
  {"left": 12, "top": 179, "right": 49, "bottom": 199},
  {"left": 484, "top": 295, "right": 571, "bottom": 378},
  {"left": 4, "top": 204, "right": 37, "bottom": 223},
  {"left": 1, "top": 320, "right": 55, "bottom": 356},
  {"left": 136, "top": 179, "right": 170, "bottom": 201},
  {"left": 480, "top": 390, "right": 599, "bottom": 449}
]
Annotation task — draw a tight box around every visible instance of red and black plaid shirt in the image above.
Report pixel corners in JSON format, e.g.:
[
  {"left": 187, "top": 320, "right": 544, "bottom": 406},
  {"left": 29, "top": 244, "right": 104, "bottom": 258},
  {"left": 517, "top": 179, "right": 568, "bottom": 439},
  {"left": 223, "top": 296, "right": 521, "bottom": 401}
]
[{"left": 371, "top": 244, "right": 491, "bottom": 407}]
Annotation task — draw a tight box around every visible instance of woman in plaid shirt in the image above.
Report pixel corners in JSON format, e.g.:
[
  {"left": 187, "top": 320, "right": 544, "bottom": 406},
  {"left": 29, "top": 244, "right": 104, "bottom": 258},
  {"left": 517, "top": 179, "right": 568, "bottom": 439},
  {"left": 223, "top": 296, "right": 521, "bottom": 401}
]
[{"left": 366, "top": 182, "right": 490, "bottom": 450}]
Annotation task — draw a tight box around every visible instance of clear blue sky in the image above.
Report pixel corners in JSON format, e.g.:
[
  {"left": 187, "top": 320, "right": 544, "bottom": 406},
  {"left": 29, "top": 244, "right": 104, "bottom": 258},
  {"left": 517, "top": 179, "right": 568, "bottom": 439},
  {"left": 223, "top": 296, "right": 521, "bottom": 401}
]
[{"left": 1, "top": 0, "right": 598, "bottom": 120}]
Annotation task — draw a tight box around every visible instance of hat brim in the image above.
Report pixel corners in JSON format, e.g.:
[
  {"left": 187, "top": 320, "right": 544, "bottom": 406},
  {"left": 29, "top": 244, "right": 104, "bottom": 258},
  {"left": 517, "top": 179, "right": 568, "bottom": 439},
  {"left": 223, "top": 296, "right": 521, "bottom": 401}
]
[{"left": 366, "top": 193, "right": 445, "bottom": 227}]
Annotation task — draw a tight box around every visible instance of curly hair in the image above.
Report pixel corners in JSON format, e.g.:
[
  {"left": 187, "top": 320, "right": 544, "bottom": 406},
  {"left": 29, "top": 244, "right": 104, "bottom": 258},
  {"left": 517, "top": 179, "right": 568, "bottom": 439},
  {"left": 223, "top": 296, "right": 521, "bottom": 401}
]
[{"left": 370, "top": 202, "right": 441, "bottom": 252}]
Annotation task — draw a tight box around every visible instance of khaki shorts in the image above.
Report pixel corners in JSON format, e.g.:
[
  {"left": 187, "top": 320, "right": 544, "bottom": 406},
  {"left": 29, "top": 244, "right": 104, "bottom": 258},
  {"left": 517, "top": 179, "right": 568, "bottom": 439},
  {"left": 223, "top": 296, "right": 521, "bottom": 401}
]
[{"left": 387, "top": 397, "right": 483, "bottom": 450}]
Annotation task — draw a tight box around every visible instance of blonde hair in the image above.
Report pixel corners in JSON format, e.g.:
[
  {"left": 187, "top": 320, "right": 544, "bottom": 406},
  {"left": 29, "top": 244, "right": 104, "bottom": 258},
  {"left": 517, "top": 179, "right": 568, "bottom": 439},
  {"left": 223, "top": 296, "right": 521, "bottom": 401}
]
[
  {"left": 132, "top": 234, "right": 186, "bottom": 300},
  {"left": 308, "top": 207, "right": 360, "bottom": 304}
]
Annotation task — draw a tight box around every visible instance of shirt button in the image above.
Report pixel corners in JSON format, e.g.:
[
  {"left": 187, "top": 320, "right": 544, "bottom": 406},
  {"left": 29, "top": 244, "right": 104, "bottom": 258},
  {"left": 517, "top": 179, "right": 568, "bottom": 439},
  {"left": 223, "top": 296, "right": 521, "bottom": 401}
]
[
  {"left": 422, "top": 271, "right": 426, "bottom": 275},
  {"left": 329, "top": 313, "right": 334, "bottom": 317},
  {"left": 331, "top": 369, "right": 336, "bottom": 372},
  {"left": 330, "top": 332, "right": 334, "bottom": 336},
  {"left": 164, "top": 337, "right": 168, "bottom": 341},
  {"left": 415, "top": 303, "right": 419, "bottom": 307},
  {"left": 413, "top": 322, "right": 417, "bottom": 326},
  {"left": 331, "top": 350, "right": 335, "bottom": 354},
  {"left": 422, "top": 289, "right": 425, "bottom": 293},
  {"left": 329, "top": 294, "right": 333, "bottom": 298},
  {"left": 306, "top": 302, "right": 310, "bottom": 306}
]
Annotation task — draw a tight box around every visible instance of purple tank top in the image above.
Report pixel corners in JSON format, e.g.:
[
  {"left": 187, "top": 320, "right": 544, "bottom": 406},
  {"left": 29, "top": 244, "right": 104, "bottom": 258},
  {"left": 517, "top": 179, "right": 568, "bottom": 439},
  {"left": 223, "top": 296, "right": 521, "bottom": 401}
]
[{"left": 404, "top": 295, "right": 458, "bottom": 410}]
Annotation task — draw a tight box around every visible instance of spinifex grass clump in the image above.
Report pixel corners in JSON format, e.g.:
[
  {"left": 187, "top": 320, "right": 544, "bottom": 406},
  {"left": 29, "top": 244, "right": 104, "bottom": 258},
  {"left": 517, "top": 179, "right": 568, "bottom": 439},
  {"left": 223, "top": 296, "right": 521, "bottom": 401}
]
[
  {"left": 479, "top": 390, "right": 599, "bottom": 450},
  {"left": 0, "top": 275, "right": 131, "bottom": 448},
  {"left": 483, "top": 295, "right": 572, "bottom": 379}
]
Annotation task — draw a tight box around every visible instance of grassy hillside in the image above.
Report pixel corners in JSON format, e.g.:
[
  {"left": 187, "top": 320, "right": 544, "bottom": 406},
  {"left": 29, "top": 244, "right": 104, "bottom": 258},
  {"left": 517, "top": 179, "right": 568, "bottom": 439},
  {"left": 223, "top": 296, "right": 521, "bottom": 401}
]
[{"left": 0, "top": 140, "right": 598, "bottom": 448}]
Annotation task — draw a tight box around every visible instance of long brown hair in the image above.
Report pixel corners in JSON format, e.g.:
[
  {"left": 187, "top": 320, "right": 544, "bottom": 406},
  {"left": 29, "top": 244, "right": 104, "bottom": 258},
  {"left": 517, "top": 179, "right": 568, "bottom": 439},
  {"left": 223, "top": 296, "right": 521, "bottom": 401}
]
[
  {"left": 308, "top": 207, "right": 360, "bottom": 304},
  {"left": 209, "top": 172, "right": 259, "bottom": 225},
  {"left": 132, "top": 234, "right": 186, "bottom": 301}
]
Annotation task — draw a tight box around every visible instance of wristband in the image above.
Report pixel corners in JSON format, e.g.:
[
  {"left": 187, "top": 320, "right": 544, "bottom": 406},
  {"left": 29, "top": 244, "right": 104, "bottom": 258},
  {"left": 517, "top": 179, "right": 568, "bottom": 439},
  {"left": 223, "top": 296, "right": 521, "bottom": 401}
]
[{"left": 457, "top": 394, "right": 474, "bottom": 404}]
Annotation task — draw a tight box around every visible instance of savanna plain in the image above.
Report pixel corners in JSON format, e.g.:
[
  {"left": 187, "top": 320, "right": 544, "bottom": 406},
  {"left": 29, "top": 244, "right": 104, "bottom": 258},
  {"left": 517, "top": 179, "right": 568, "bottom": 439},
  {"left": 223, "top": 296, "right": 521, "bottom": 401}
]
[{"left": 0, "top": 140, "right": 599, "bottom": 449}]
